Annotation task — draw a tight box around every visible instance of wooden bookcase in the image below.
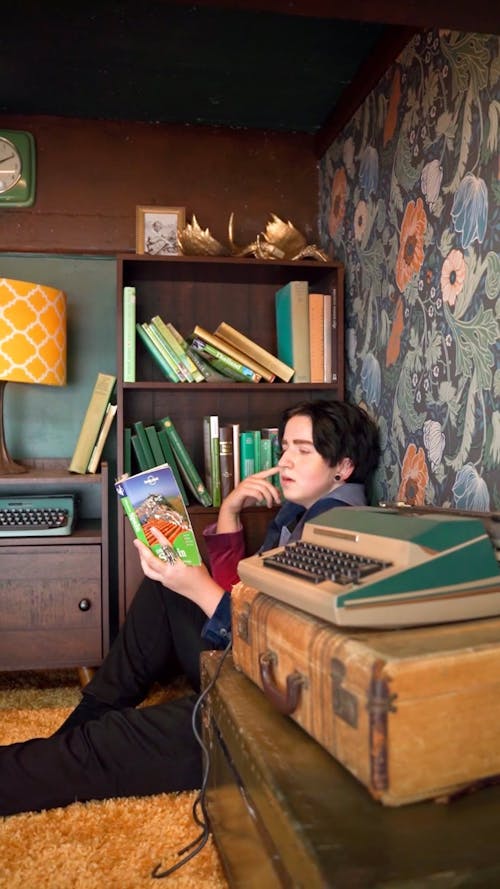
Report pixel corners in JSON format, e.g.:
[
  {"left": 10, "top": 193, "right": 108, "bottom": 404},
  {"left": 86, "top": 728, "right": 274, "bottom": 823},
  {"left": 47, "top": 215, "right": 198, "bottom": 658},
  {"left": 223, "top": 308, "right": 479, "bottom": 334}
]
[
  {"left": 0, "top": 459, "right": 109, "bottom": 670},
  {"left": 116, "top": 254, "right": 344, "bottom": 621}
]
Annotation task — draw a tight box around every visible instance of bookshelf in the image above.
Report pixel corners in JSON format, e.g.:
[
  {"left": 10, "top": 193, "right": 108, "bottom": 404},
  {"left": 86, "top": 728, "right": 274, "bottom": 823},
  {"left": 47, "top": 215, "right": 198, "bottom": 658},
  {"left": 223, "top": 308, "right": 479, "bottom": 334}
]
[
  {"left": 0, "top": 459, "right": 109, "bottom": 671},
  {"left": 116, "top": 254, "right": 344, "bottom": 620}
]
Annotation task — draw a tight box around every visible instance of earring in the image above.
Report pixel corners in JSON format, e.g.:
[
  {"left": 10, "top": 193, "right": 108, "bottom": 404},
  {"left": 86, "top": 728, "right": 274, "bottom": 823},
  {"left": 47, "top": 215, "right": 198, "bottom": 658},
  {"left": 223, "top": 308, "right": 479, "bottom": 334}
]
[{"left": 334, "top": 474, "right": 341, "bottom": 481}]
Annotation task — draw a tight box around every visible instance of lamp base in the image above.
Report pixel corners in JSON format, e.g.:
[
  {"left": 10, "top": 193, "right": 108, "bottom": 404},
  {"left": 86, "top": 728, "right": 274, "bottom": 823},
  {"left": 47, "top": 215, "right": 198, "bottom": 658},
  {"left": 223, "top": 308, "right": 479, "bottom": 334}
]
[{"left": 0, "top": 381, "right": 27, "bottom": 475}]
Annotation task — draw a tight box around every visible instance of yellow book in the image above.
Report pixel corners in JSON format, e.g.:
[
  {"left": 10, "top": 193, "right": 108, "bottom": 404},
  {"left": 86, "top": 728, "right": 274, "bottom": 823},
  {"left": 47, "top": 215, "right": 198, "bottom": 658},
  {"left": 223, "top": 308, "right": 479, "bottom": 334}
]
[
  {"left": 87, "top": 403, "right": 117, "bottom": 473},
  {"left": 214, "top": 321, "right": 294, "bottom": 382},
  {"left": 191, "top": 325, "right": 271, "bottom": 382},
  {"left": 308, "top": 293, "right": 326, "bottom": 383},
  {"left": 69, "top": 372, "right": 116, "bottom": 474}
]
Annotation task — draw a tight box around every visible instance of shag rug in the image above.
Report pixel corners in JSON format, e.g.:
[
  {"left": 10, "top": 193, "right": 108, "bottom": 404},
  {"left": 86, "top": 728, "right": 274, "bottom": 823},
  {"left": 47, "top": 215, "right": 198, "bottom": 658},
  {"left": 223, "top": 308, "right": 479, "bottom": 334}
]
[{"left": 0, "top": 669, "right": 228, "bottom": 889}]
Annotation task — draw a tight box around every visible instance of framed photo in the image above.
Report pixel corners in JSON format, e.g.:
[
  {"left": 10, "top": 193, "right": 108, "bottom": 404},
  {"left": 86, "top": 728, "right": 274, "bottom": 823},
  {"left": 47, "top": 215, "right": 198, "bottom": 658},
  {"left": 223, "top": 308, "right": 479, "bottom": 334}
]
[{"left": 136, "top": 205, "right": 186, "bottom": 256}]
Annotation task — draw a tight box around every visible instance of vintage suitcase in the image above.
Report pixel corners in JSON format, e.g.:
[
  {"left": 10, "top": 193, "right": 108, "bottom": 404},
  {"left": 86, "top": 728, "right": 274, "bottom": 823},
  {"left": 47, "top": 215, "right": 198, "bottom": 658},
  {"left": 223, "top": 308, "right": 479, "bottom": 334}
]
[
  {"left": 230, "top": 581, "right": 500, "bottom": 807},
  {"left": 201, "top": 650, "right": 500, "bottom": 889}
]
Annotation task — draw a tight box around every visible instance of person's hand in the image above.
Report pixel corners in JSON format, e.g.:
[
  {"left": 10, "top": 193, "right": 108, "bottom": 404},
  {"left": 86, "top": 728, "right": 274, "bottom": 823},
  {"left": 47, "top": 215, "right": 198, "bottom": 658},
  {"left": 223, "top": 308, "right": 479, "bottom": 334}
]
[
  {"left": 217, "top": 466, "right": 281, "bottom": 533},
  {"left": 133, "top": 530, "right": 225, "bottom": 617}
]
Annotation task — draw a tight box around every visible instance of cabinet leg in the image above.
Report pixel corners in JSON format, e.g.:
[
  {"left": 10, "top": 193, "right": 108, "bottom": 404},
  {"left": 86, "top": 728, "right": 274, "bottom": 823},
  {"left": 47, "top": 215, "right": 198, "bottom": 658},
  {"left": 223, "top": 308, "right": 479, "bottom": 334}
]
[{"left": 77, "top": 666, "right": 96, "bottom": 687}]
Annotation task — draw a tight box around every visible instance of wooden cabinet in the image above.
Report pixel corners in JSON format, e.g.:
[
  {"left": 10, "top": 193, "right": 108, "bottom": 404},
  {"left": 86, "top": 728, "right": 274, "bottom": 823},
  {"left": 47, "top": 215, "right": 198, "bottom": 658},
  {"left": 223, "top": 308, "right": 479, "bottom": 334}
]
[
  {"left": 0, "top": 459, "right": 109, "bottom": 670},
  {"left": 116, "top": 254, "right": 344, "bottom": 620}
]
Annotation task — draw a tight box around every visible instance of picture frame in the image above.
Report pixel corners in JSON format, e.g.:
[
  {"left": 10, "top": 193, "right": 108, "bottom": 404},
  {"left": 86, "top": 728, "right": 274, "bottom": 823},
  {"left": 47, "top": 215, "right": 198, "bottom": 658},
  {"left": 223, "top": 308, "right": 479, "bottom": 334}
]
[{"left": 136, "top": 205, "right": 186, "bottom": 256}]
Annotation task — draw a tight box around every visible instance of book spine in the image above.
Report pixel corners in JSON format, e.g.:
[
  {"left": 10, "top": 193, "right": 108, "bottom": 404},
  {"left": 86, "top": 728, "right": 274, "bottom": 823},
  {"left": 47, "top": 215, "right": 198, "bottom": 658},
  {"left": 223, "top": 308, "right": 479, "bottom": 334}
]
[
  {"left": 308, "top": 292, "right": 325, "bottom": 383},
  {"left": 157, "top": 428, "right": 189, "bottom": 506},
  {"left": 123, "top": 286, "right": 136, "bottom": 382},
  {"left": 145, "top": 425, "right": 167, "bottom": 467},
  {"left": 240, "top": 431, "right": 256, "bottom": 480},
  {"left": 331, "top": 286, "right": 338, "bottom": 383},
  {"left": 203, "top": 415, "right": 221, "bottom": 507},
  {"left": 131, "top": 433, "right": 150, "bottom": 472},
  {"left": 143, "top": 322, "right": 186, "bottom": 381},
  {"left": 322, "top": 291, "right": 332, "bottom": 383},
  {"left": 231, "top": 422, "right": 241, "bottom": 487},
  {"left": 218, "top": 425, "right": 235, "bottom": 499},
  {"left": 157, "top": 416, "right": 212, "bottom": 506},
  {"left": 135, "top": 323, "right": 180, "bottom": 383},
  {"left": 87, "top": 402, "right": 117, "bottom": 473},
  {"left": 262, "top": 427, "right": 280, "bottom": 487},
  {"left": 190, "top": 336, "right": 259, "bottom": 382},
  {"left": 192, "top": 325, "right": 270, "bottom": 380},
  {"left": 123, "top": 426, "right": 132, "bottom": 476},
  {"left": 133, "top": 420, "right": 156, "bottom": 468},
  {"left": 275, "top": 281, "right": 310, "bottom": 383},
  {"left": 150, "top": 316, "right": 195, "bottom": 381},
  {"left": 259, "top": 436, "right": 273, "bottom": 472},
  {"left": 186, "top": 344, "right": 228, "bottom": 382},
  {"left": 166, "top": 322, "right": 204, "bottom": 381},
  {"left": 215, "top": 321, "right": 295, "bottom": 382},
  {"left": 69, "top": 372, "right": 116, "bottom": 474}
]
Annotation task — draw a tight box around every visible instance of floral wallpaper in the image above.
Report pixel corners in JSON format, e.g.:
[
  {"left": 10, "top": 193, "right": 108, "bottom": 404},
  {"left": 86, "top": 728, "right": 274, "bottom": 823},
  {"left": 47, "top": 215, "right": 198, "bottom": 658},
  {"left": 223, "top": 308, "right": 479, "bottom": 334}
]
[{"left": 319, "top": 29, "right": 500, "bottom": 512}]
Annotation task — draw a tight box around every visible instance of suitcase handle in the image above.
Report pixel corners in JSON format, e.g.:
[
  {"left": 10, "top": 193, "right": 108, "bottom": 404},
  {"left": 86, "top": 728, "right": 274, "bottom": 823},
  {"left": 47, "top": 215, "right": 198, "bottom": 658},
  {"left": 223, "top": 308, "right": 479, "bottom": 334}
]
[{"left": 259, "top": 651, "right": 305, "bottom": 715}]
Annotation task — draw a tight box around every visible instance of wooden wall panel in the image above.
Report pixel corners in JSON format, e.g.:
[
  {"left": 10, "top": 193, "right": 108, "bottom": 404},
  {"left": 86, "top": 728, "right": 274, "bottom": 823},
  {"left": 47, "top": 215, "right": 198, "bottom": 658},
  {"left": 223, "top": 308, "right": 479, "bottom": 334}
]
[{"left": 0, "top": 116, "right": 318, "bottom": 255}]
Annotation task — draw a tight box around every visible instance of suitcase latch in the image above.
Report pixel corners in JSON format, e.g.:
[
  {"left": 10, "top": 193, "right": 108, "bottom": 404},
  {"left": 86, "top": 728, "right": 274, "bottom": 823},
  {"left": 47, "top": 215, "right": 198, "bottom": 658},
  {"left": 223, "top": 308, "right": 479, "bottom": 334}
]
[{"left": 331, "top": 658, "right": 359, "bottom": 728}]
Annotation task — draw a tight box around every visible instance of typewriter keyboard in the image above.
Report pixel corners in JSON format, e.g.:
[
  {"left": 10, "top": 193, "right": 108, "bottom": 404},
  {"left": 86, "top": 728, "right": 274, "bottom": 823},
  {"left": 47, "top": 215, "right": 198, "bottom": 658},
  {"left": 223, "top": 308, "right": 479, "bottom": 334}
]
[
  {"left": 262, "top": 541, "right": 392, "bottom": 586},
  {"left": 0, "top": 495, "right": 76, "bottom": 537}
]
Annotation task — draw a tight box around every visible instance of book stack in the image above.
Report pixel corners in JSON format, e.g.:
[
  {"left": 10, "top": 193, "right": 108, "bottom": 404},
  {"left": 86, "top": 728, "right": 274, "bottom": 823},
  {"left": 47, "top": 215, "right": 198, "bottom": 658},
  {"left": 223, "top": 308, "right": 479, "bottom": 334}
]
[
  {"left": 69, "top": 372, "right": 117, "bottom": 474},
  {"left": 275, "top": 280, "right": 338, "bottom": 383}
]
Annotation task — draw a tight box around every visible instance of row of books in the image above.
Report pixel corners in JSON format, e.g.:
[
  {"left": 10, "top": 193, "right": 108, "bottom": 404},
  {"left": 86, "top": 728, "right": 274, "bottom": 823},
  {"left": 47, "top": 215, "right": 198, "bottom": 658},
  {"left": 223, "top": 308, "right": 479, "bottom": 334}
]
[
  {"left": 69, "top": 372, "right": 117, "bottom": 474},
  {"left": 126, "top": 415, "right": 281, "bottom": 509},
  {"left": 123, "top": 280, "right": 337, "bottom": 386}
]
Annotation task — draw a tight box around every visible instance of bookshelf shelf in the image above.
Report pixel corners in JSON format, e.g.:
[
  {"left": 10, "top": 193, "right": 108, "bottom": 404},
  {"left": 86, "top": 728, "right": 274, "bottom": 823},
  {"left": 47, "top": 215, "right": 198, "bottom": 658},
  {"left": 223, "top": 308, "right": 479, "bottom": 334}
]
[{"left": 116, "top": 254, "right": 344, "bottom": 619}]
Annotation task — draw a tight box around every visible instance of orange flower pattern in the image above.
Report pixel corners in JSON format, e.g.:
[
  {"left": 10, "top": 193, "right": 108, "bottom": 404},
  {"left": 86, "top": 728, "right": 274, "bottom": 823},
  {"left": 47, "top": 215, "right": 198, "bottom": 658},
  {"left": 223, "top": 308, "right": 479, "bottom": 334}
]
[
  {"left": 398, "top": 444, "right": 429, "bottom": 505},
  {"left": 328, "top": 167, "right": 347, "bottom": 239},
  {"left": 396, "top": 198, "right": 427, "bottom": 292},
  {"left": 386, "top": 297, "right": 404, "bottom": 366}
]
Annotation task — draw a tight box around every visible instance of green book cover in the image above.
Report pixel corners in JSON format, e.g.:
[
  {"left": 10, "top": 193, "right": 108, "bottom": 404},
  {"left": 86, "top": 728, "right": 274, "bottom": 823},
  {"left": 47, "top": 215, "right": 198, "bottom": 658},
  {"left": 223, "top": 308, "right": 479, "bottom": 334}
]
[
  {"left": 143, "top": 322, "right": 184, "bottom": 381},
  {"left": 239, "top": 430, "right": 256, "bottom": 480},
  {"left": 136, "top": 323, "right": 180, "bottom": 383},
  {"left": 145, "top": 425, "right": 166, "bottom": 467},
  {"left": 123, "top": 286, "right": 136, "bottom": 383},
  {"left": 203, "top": 415, "right": 221, "bottom": 508},
  {"left": 150, "top": 315, "right": 194, "bottom": 381},
  {"left": 115, "top": 463, "right": 201, "bottom": 567},
  {"left": 157, "top": 429, "right": 189, "bottom": 506},
  {"left": 157, "top": 416, "right": 212, "bottom": 507},
  {"left": 133, "top": 420, "right": 155, "bottom": 468},
  {"left": 275, "top": 280, "right": 310, "bottom": 383},
  {"left": 131, "top": 433, "right": 150, "bottom": 472},
  {"left": 189, "top": 336, "right": 251, "bottom": 382}
]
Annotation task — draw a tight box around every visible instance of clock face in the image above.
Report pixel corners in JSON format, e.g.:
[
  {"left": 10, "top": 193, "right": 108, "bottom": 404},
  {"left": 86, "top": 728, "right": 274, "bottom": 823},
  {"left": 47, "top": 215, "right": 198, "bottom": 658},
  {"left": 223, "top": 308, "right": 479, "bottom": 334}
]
[{"left": 0, "top": 137, "right": 22, "bottom": 194}]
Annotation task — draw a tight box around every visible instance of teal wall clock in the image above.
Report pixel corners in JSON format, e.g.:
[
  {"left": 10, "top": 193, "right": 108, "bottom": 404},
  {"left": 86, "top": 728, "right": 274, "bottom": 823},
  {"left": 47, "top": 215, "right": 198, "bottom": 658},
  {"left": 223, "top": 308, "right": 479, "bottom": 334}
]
[{"left": 0, "top": 130, "right": 36, "bottom": 207}]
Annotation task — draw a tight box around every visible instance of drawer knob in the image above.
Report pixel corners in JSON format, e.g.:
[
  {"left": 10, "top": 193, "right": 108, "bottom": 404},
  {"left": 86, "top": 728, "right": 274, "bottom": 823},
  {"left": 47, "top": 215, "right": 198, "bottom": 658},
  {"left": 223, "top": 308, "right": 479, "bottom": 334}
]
[{"left": 78, "top": 598, "right": 92, "bottom": 611}]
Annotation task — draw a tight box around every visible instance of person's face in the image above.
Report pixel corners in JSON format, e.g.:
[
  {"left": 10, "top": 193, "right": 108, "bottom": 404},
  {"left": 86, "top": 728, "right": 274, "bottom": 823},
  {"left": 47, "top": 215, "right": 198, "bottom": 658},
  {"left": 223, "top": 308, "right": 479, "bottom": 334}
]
[{"left": 277, "top": 414, "right": 339, "bottom": 508}]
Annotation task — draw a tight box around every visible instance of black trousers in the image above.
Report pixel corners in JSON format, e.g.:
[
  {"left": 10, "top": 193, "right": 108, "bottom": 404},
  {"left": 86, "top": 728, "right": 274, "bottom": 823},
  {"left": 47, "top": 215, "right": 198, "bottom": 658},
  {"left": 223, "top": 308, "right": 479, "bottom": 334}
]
[{"left": 0, "top": 578, "right": 212, "bottom": 816}]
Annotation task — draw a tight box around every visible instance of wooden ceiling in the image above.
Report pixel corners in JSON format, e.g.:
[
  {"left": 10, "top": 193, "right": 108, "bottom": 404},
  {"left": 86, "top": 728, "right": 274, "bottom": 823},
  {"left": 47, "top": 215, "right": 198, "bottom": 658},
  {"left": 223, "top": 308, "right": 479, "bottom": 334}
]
[{"left": 1, "top": 1, "right": 497, "bottom": 151}]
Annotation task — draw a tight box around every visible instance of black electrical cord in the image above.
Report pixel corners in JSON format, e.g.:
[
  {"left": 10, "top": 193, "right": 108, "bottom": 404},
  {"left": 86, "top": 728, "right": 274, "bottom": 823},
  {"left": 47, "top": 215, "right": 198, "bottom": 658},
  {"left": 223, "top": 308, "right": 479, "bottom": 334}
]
[{"left": 151, "top": 636, "right": 233, "bottom": 880}]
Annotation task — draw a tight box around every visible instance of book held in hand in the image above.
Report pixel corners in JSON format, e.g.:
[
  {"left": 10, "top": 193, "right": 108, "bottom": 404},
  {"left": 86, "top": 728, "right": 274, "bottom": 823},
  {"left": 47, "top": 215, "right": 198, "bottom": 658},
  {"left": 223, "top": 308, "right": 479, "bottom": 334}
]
[{"left": 115, "top": 463, "right": 201, "bottom": 566}]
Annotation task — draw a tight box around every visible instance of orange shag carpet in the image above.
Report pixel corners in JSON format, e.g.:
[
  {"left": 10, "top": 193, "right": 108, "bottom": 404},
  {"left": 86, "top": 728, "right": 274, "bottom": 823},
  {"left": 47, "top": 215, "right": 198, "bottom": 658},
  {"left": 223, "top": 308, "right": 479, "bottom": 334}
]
[{"left": 0, "top": 670, "right": 228, "bottom": 889}]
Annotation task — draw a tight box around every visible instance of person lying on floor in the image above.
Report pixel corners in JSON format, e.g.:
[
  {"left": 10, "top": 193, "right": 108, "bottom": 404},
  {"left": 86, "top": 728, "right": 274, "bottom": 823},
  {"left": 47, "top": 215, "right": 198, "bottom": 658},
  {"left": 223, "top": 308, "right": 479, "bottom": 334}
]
[{"left": 0, "top": 399, "right": 379, "bottom": 816}]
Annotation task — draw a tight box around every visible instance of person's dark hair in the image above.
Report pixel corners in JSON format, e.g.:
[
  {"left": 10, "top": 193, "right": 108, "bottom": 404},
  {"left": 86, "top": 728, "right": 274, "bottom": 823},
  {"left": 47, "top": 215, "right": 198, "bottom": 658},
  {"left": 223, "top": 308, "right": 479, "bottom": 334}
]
[{"left": 279, "top": 399, "right": 380, "bottom": 486}]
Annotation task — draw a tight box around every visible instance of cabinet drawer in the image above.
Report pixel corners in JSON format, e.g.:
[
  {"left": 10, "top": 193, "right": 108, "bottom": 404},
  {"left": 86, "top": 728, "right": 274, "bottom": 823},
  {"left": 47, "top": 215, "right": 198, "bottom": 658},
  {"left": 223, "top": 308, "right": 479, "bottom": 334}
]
[{"left": 0, "top": 544, "right": 103, "bottom": 669}]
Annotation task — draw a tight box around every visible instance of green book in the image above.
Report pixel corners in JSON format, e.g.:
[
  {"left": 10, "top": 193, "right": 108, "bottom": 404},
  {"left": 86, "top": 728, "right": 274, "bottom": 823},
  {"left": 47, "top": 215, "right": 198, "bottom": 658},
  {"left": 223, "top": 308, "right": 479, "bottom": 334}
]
[
  {"left": 203, "top": 414, "right": 221, "bottom": 508},
  {"left": 145, "top": 425, "right": 166, "bottom": 467},
  {"left": 189, "top": 336, "right": 253, "bottom": 382},
  {"left": 131, "top": 433, "right": 150, "bottom": 472},
  {"left": 186, "top": 344, "right": 228, "bottom": 382},
  {"left": 123, "top": 286, "right": 136, "bottom": 383},
  {"left": 157, "top": 429, "right": 189, "bottom": 506},
  {"left": 165, "top": 321, "right": 204, "bottom": 381},
  {"left": 275, "top": 280, "right": 310, "bottom": 383},
  {"left": 136, "top": 322, "right": 180, "bottom": 383},
  {"left": 240, "top": 430, "right": 257, "bottom": 480},
  {"left": 143, "top": 322, "right": 184, "bottom": 381},
  {"left": 157, "top": 416, "right": 212, "bottom": 507},
  {"left": 133, "top": 420, "right": 155, "bottom": 468},
  {"left": 123, "top": 426, "right": 132, "bottom": 476},
  {"left": 150, "top": 315, "right": 194, "bottom": 381}
]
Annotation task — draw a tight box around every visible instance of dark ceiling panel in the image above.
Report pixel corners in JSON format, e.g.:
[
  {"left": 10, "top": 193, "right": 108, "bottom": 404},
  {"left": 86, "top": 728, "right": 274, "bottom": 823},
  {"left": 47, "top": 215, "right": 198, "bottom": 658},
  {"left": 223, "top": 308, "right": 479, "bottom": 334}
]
[{"left": 1, "top": 3, "right": 388, "bottom": 133}]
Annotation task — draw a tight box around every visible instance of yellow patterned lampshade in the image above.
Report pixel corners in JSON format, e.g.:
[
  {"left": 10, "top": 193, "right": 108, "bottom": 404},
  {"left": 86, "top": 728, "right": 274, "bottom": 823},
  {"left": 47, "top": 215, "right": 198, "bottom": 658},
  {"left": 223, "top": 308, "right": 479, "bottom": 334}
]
[{"left": 0, "top": 278, "right": 67, "bottom": 474}]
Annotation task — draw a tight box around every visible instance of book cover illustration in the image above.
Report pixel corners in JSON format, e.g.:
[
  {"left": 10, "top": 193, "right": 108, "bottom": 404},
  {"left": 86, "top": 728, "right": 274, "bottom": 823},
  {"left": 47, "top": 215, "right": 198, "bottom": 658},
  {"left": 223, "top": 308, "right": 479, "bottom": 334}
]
[{"left": 115, "top": 463, "right": 201, "bottom": 566}]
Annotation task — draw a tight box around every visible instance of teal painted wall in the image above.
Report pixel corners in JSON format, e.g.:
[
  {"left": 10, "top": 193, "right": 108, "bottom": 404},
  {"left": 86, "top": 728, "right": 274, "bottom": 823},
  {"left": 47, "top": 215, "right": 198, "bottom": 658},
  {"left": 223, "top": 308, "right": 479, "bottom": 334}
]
[{"left": 0, "top": 254, "right": 116, "bottom": 461}]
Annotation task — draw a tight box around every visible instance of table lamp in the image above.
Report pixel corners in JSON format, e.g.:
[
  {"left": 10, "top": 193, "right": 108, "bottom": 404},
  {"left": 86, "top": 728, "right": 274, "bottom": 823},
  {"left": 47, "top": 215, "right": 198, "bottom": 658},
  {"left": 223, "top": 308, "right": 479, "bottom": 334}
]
[{"left": 0, "top": 278, "right": 67, "bottom": 475}]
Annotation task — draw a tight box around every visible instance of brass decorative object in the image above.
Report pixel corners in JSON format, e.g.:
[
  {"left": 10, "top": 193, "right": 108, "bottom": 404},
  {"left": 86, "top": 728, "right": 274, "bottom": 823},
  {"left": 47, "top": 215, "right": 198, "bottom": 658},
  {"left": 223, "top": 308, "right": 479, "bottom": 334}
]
[{"left": 177, "top": 212, "right": 328, "bottom": 262}]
